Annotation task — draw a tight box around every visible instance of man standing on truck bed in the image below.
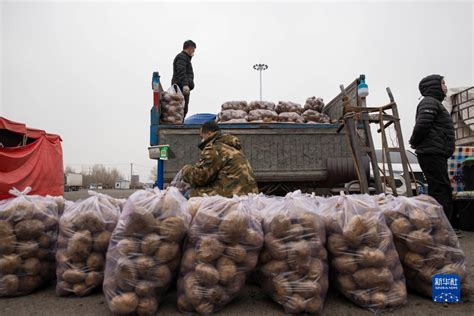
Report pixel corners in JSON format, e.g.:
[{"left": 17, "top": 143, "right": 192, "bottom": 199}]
[
  {"left": 181, "top": 120, "right": 259, "bottom": 198},
  {"left": 409, "top": 74, "right": 455, "bottom": 220},
  {"left": 172, "top": 40, "right": 196, "bottom": 120}
]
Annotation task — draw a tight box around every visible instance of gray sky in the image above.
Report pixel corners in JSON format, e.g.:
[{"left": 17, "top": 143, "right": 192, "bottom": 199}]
[{"left": 1, "top": 1, "right": 473, "bottom": 182}]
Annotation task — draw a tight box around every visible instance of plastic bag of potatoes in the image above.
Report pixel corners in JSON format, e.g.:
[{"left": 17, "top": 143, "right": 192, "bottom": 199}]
[
  {"left": 320, "top": 194, "right": 407, "bottom": 312},
  {"left": 304, "top": 97, "right": 325, "bottom": 112},
  {"left": 246, "top": 101, "right": 275, "bottom": 112},
  {"left": 275, "top": 101, "right": 303, "bottom": 114},
  {"left": 257, "top": 191, "right": 328, "bottom": 314},
  {"left": 55, "top": 192, "right": 121, "bottom": 297},
  {"left": 247, "top": 109, "right": 278, "bottom": 123},
  {"left": 177, "top": 195, "right": 264, "bottom": 314},
  {"left": 303, "top": 110, "right": 331, "bottom": 124},
  {"left": 278, "top": 112, "right": 305, "bottom": 123},
  {"left": 0, "top": 187, "right": 59, "bottom": 297},
  {"left": 221, "top": 101, "right": 248, "bottom": 111},
  {"left": 103, "top": 187, "right": 191, "bottom": 315},
  {"left": 379, "top": 194, "right": 471, "bottom": 299},
  {"left": 217, "top": 110, "right": 247, "bottom": 122},
  {"left": 160, "top": 85, "right": 185, "bottom": 124}
]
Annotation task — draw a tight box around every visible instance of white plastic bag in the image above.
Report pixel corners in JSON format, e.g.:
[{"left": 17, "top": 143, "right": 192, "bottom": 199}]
[{"left": 160, "top": 85, "right": 185, "bottom": 124}]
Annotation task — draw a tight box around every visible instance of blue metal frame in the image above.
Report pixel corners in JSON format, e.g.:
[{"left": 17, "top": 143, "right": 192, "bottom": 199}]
[{"left": 150, "top": 72, "right": 164, "bottom": 189}]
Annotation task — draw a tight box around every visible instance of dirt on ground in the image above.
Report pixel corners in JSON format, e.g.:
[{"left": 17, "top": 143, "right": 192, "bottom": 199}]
[{"left": 0, "top": 189, "right": 473, "bottom": 315}]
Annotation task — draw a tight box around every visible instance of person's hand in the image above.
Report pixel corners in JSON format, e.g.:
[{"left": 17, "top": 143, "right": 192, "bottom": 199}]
[{"left": 183, "top": 86, "right": 190, "bottom": 95}]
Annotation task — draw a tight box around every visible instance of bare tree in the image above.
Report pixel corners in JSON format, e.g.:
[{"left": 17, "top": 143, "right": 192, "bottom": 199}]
[
  {"left": 150, "top": 165, "right": 157, "bottom": 182},
  {"left": 64, "top": 166, "right": 76, "bottom": 174},
  {"left": 83, "top": 164, "right": 124, "bottom": 189}
]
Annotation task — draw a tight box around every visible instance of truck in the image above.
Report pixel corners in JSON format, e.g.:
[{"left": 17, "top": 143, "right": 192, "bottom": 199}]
[
  {"left": 64, "top": 173, "right": 83, "bottom": 192},
  {"left": 149, "top": 75, "right": 368, "bottom": 195}
]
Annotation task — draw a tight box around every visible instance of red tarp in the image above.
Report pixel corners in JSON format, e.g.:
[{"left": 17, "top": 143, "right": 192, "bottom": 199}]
[{"left": 0, "top": 117, "right": 64, "bottom": 199}]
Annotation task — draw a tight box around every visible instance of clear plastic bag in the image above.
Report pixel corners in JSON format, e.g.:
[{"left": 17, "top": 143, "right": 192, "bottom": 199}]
[
  {"left": 55, "top": 191, "right": 121, "bottom": 297},
  {"left": 246, "top": 101, "right": 275, "bottom": 112},
  {"left": 160, "top": 85, "right": 185, "bottom": 124},
  {"left": 379, "top": 194, "right": 471, "bottom": 299},
  {"left": 220, "top": 119, "right": 248, "bottom": 124},
  {"left": 303, "top": 110, "right": 331, "bottom": 124},
  {"left": 221, "top": 101, "right": 248, "bottom": 112},
  {"left": 170, "top": 170, "right": 191, "bottom": 196},
  {"left": 275, "top": 101, "right": 303, "bottom": 114},
  {"left": 320, "top": 194, "right": 407, "bottom": 312},
  {"left": 217, "top": 110, "right": 247, "bottom": 122},
  {"left": 247, "top": 109, "right": 278, "bottom": 123},
  {"left": 257, "top": 191, "right": 328, "bottom": 314},
  {"left": 177, "top": 195, "right": 264, "bottom": 314},
  {"left": 0, "top": 187, "right": 59, "bottom": 297},
  {"left": 304, "top": 97, "right": 325, "bottom": 112},
  {"left": 103, "top": 187, "right": 190, "bottom": 315},
  {"left": 277, "top": 112, "right": 305, "bottom": 123}
]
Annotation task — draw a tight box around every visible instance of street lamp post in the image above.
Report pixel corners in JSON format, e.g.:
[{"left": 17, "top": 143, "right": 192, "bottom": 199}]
[{"left": 253, "top": 63, "right": 268, "bottom": 101}]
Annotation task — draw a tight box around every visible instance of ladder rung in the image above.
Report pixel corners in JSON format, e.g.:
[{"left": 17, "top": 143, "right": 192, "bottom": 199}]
[{"left": 387, "top": 147, "right": 401, "bottom": 152}]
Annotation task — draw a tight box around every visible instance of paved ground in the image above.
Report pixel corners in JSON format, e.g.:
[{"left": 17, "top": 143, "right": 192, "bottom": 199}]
[{"left": 1, "top": 189, "right": 473, "bottom": 315}]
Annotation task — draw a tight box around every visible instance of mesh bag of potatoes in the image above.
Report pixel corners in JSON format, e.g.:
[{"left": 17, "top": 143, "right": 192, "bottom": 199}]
[
  {"left": 275, "top": 101, "right": 303, "bottom": 114},
  {"left": 55, "top": 191, "right": 121, "bottom": 297},
  {"left": 256, "top": 191, "right": 328, "bottom": 314},
  {"left": 160, "top": 85, "right": 185, "bottom": 124},
  {"left": 177, "top": 195, "right": 264, "bottom": 314},
  {"left": 221, "top": 101, "right": 248, "bottom": 111},
  {"left": 246, "top": 101, "right": 275, "bottom": 112},
  {"left": 303, "top": 110, "right": 331, "bottom": 124},
  {"left": 247, "top": 109, "right": 278, "bottom": 123},
  {"left": 217, "top": 110, "right": 247, "bottom": 123},
  {"left": 304, "top": 97, "right": 325, "bottom": 112},
  {"left": 103, "top": 187, "right": 191, "bottom": 315},
  {"left": 379, "top": 194, "right": 471, "bottom": 299},
  {"left": 277, "top": 112, "right": 305, "bottom": 123},
  {"left": 320, "top": 194, "right": 407, "bottom": 312},
  {"left": 0, "top": 187, "right": 59, "bottom": 297}
]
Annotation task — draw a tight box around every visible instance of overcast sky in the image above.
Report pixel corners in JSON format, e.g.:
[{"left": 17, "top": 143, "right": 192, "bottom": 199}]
[{"left": 1, "top": 1, "right": 473, "bottom": 182}]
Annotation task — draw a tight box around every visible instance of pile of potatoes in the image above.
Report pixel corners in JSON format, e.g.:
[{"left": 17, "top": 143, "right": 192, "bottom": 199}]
[
  {"left": 177, "top": 196, "right": 264, "bottom": 314},
  {"left": 247, "top": 109, "right": 279, "bottom": 123},
  {"left": 321, "top": 195, "right": 407, "bottom": 312},
  {"left": 277, "top": 112, "right": 305, "bottom": 123},
  {"left": 221, "top": 101, "right": 248, "bottom": 111},
  {"left": 160, "top": 89, "right": 185, "bottom": 124},
  {"left": 246, "top": 101, "right": 276, "bottom": 112},
  {"left": 55, "top": 193, "right": 121, "bottom": 297},
  {"left": 275, "top": 101, "right": 303, "bottom": 114},
  {"left": 257, "top": 192, "right": 328, "bottom": 314},
  {"left": 217, "top": 110, "right": 247, "bottom": 122},
  {"left": 304, "top": 97, "right": 325, "bottom": 112},
  {"left": 0, "top": 194, "right": 59, "bottom": 297},
  {"left": 104, "top": 188, "right": 190, "bottom": 315},
  {"left": 380, "top": 195, "right": 471, "bottom": 299}
]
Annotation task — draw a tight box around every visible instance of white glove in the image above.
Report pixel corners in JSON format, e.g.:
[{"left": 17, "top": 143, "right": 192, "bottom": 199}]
[{"left": 183, "top": 86, "right": 190, "bottom": 95}]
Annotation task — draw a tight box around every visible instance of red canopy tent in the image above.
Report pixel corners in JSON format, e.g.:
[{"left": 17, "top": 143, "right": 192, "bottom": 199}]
[{"left": 0, "top": 117, "right": 64, "bottom": 199}]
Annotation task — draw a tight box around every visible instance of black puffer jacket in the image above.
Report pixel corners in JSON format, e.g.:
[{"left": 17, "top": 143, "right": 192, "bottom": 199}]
[
  {"left": 171, "top": 51, "right": 194, "bottom": 90},
  {"left": 409, "top": 74, "right": 455, "bottom": 158}
]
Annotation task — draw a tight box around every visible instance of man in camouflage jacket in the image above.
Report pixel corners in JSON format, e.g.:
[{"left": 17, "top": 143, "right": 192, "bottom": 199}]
[{"left": 182, "top": 121, "right": 258, "bottom": 198}]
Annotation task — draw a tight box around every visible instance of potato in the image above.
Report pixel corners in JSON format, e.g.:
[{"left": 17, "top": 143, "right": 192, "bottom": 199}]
[
  {"left": 265, "top": 233, "right": 287, "bottom": 260},
  {"left": 117, "top": 259, "right": 138, "bottom": 291},
  {"left": 418, "top": 265, "right": 437, "bottom": 282},
  {"left": 439, "top": 263, "right": 467, "bottom": 278},
  {"left": 218, "top": 211, "right": 248, "bottom": 243},
  {"left": 259, "top": 248, "right": 272, "bottom": 264},
  {"left": 85, "top": 271, "right": 103, "bottom": 288},
  {"left": 56, "top": 281, "right": 72, "bottom": 296},
  {"left": 177, "top": 294, "right": 193, "bottom": 312},
  {"left": 297, "top": 212, "right": 322, "bottom": 235},
  {"left": 338, "top": 274, "right": 357, "bottom": 291},
  {"left": 0, "top": 254, "right": 21, "bottom": 274},
  {"left": 38, "top": 233, "right": 52, "bottom": 248},
  {"left": 371, "top": 291, "right": 387, "bottom": 309},
  {"left": 332, "top": 255, "right": 358, "bottom": 274},
  {"left": 92, "top": 231, "right": 111, "bottom": 252},
  {"left": 117, "top": 238, "right": 139, "bottom": 256},
  {"left": 14, "top": 219, "right": 44, "bottom": 240},
  {"left": 141, "top": 234, "right": 161, "bottom": 255},
  {"left": 86, "top": 253, "right": 105, "bottom": 271},
  {"left": 288, "top": 240, "right": 310, "bottom": 261},
  {"left": 18, "top": 275, "right": 41, "bottom": 293},
  {"left": 284, "top": 294, "right": 305, "bottom": 314},
  {"left": 150, "top": 265, "right": 171, "bottom": 287},
  {"left": 327, "top": 234, "right": 348, "bottom": 254},
  {"left": 0, "top": 234, "right": 16, "bottom": 255},
  {"left": 196, "top": 302, "right": 214, "bottom": 315},
  {"left": 270, "top": 213, "right": 291, "bottom": 238},
  {"left": 110, "top": 292, "right": 139, "bottom": 314},
  {"left": 134, "top": 256, "right": 155, "bottom": 277},
  {"left": 353, "top": 268, "right": 394, "bottom": 289},
  {"left": 154, "top": 242, "right": 179, "bottom": 263},
  {"left": 217, "top": 257, "right": 237, "bottom": 284},
  {"left": 358, "top": 247, "right": 386, "bottom": 267},
  {"left": 291, "top": 256, "right": 312, "bottom": 275},
  {"left": 67, "top": 230, "right": 92, "bottom": 258},
  {"left": 306, "top": 296, "right": 323, "bottom": 313},
  {"left": 180, "top": 248, "right": 196, "bottom": 274},
  {"left": 197, "top": 236, "right": 224, "bottom": 263},
  {"left": 136, "top": 296, "right": 158, "bottom": 316},
  {"left": 159, "top": 216, "right": 186, "bottom": 242},
  {"left": 194, "top": 211, "right": 221, "bottom": 232},
  {"left": 409, "top": 208, "right": 431, "bottom": 229},
  {"left": 352, "top": 290, "right": 371, "bottom": 306},
  {"left": 135, "top": 281, "right": 156, "bottom": 297},
  {"left": 406, "top": 230, "right": 433, "bottom": 254},
  {"left": 294, "top": 280, "right": 321, "bottom": 299},
  {"left": 17, "top": 241, "right": 39, "bottom": 258},
  {"left": 0, "top": 220, "right": 13, "bottom": 237},
  {"left": 184, "top": 272, "right": 204, "bottom": 306},
  {"left": 74, "top": 213, "right": 105, "bottom": 233},
  {"left": 73, "top": 283, "right": 89, "bottom": 296},
  {"left": 23, "top": 257, "right": 41, "bottom": 275},
  {"left": 242, "top": 251, "right": 259, "bottom": 270},
  {"left": 432, "top": 227, "right": 449, "bottom": 245},
  {"left": 225, "top": 244, "right": 247, "bottom": 263},
  {"left": 124, "top": 211, "right": 155, "bottom": 236},
  {"left": 0, "top": 274, "right": 19, "bottom": 296},
  {"left": 261, "top": 260, "right": 288, "bottom": 277},
  {"left": 63, "top": 269, "right": 87, "bottom": 284},
  {"left": 385, "top": 248, "right": 400, "bottom": 269},
  {"left": 307, "top": 258, "right": 324, "bottom": 280},
  {"left": 388, "top": 281, "right": 407, "bottom": 306},
  {"left": 364, "top": 226, "right": 382, "bottom": 248},
  {"left": 272, "top": 275, "right": 291, "bottom": 304},
  {"left": 226, "top": 271, "right": 246, "bottom": 295},
  {"left": 195, "top": 263, "right": 219, "bottom": 286},
  {"left": 343, "top": 215, "right": 365, "bottom": 247},
  {"left": 242, "top": 228, "right": 264, "bottom": 247},
  {"left": 287, "top": 224, "right": 305, "bottom": 241}
]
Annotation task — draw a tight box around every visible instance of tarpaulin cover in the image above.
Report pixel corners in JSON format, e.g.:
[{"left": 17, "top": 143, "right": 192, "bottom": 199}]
[{"left": 0, "top": 117, "right": 64, "bottom": 199}]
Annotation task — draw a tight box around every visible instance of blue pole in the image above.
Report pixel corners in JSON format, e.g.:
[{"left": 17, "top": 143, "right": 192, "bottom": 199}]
[{"left": 157, "top": 160, "right": 164, "bottom": 189}]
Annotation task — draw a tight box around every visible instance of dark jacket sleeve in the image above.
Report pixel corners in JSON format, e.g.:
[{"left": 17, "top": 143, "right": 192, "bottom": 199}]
[
  {"left": 409, "top": 98, "right": 439, "bottom": 148},
  {"left": 174, "top": 54, "right": 188, "bottom": 87}
]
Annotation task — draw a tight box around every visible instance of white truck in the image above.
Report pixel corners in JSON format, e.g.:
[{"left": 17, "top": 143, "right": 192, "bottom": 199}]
[{"left": 64, "top": 173, "right": 83, "bottom": 192}]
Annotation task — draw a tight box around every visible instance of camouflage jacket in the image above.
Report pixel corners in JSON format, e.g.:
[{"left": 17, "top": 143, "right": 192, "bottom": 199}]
[{"left": 182, "top": 132, "right": 258, "bottom": 198}]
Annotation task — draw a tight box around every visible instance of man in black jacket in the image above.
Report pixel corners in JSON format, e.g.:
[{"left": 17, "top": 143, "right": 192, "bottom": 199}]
[
  {"left": 409, "top": 74, "right": 455, "bottom": 220},
  {"left": 172, "top": 40, "right": 196, "bottom": 120}
]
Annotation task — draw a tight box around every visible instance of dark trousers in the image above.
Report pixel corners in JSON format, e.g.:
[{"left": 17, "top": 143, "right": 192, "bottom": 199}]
[
  {"left": 173, "top": 84, "right": 189, "bottom": 121},
  {"left": 417, "top": 154, "right": 453, "bottom": 220}
]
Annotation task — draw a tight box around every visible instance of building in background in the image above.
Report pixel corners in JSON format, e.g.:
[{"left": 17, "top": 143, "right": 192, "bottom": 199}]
[
  {"left": 115, "top": 179, "right": 131, "bottom": 190},
  {"left": 131, "top": 175, "right": 140, "bottom": 189}
]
